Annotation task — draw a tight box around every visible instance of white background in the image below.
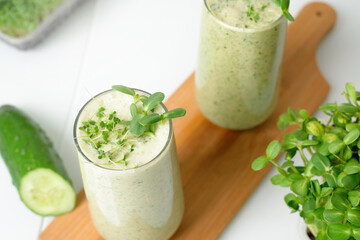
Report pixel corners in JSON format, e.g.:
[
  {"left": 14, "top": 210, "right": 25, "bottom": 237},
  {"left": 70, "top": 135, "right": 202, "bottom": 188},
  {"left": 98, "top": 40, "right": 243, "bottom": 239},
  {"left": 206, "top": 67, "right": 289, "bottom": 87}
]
[{"left": 0, "top": 0, "right": 359, "bottom": 239}]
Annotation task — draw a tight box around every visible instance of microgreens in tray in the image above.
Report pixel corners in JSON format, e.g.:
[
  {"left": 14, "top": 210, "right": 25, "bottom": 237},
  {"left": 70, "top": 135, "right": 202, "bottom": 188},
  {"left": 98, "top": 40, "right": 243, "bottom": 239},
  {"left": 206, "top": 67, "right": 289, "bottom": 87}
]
[
  {"left": 0, "top": 0, "right": 64, "bottom": 37},
  {"left": 252, "top": 83, "right": 360, "bottom": 240},
  {"left": 78, "top": 86, "right": 186, "bottom": 166}
]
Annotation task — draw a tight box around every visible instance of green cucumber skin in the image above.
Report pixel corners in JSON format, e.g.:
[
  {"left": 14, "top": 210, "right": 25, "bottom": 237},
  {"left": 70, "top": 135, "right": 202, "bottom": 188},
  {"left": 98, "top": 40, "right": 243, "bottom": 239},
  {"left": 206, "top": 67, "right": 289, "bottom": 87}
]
[{"left": 0, "top": 105, "right": 73, "bottom": 190}]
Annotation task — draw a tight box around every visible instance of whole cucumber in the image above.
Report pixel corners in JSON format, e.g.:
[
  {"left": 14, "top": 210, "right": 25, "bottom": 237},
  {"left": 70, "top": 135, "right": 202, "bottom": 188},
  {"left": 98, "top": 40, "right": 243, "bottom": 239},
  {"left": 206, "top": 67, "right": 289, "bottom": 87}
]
[{"left": 0, "top": 105, "right": 76, "bottom": 216}]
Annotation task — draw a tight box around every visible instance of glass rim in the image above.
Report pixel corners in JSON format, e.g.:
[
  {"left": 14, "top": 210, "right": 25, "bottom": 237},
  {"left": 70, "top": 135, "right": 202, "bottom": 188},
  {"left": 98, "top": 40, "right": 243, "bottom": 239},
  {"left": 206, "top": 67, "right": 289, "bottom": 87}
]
[
  {"left": 73, "top": 88, "right": 173, "bottom": 172},
  {"left": 203, "top": 0, "right": 285, "bottom": 33}
]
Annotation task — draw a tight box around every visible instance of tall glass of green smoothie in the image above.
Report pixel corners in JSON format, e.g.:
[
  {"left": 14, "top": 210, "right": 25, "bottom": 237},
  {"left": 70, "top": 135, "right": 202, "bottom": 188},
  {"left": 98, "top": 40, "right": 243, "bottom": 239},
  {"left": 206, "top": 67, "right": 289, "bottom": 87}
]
[
  {"left": 196, "top": 0, "right": 287, "bottom": 129},
  {"left": 73, "top": 88, "right": 184, "bottom": 240}
]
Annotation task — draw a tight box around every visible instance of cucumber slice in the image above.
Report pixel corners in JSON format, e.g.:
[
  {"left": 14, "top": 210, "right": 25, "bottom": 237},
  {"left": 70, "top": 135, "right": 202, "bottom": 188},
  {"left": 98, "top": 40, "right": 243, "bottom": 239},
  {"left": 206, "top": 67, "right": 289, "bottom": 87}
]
[
  {"left": 0, "top": 105, "right": 76, "bottom": 216},
  {"left": 20, "top": 169, "right": 76, "bottom": 216}
]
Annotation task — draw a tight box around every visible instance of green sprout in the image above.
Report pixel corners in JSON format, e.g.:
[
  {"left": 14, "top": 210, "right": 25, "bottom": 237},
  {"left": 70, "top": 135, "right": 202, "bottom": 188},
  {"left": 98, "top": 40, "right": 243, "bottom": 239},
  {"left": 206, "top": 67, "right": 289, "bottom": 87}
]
[
  {"left": 252, "top": 83, "right": 360, "bottom": 240},
  {"left": 272, "top": 0, "right": 294, "bottom": 21},
  {"left": 112, "top": 85, "right": 186, "bottom": 136},
  {"left": 79, "top": 86, "right": 186, "bottom": 165}
]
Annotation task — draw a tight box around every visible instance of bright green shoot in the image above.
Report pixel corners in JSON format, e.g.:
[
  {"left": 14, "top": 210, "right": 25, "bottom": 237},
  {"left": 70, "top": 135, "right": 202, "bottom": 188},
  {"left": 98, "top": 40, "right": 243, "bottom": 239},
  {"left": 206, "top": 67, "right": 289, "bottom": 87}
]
[
  {"left": 112, "top": 85, "right": 186, "bottom": 136},
  {"left": 272, "top": 0, "right": 294, "bottom": 21}
]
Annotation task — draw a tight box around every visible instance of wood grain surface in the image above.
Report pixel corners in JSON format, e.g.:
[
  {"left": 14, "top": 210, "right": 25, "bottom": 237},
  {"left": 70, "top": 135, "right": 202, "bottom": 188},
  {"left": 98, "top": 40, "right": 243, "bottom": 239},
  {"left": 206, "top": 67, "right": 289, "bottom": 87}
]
[{"left": 40, "top": 2, "right": 336, "bottom": 240}]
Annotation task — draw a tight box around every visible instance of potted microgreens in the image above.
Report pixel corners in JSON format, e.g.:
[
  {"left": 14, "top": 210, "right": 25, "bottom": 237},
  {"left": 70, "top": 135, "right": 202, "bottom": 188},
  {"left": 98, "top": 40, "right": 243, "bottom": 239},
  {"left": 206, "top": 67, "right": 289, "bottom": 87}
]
[
  {"left": 0, "top": 0, "right": 84, "bottom": 49},
  {"left": 252, "top": 83, "right": 360, "bottom": 240}
]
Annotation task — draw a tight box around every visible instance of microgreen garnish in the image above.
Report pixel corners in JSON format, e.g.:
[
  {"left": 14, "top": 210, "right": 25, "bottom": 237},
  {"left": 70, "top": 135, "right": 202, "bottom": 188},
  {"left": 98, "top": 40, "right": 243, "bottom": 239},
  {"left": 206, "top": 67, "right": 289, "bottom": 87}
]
[
  {"left": 79, "top": 86, "right": 186, "bottom": 166},
  {"left": 112, "top": 85, "right": 186, "bottom": 136},
  {"left": 272, "top": 0, "right": 294, "bottom": 21},
  {"left": 246, "top": 4, "right": 262, "bottom": 23},
  {"left": 252, "top": 83, "right": 360, "bottom": 240}
]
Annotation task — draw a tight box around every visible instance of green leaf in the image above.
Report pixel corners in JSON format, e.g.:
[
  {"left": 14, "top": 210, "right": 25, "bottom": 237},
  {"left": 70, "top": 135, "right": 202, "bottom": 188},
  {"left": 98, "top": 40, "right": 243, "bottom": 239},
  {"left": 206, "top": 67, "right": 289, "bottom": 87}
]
[
  {"left": 285, "top": 150, "right": 296, "bottom": 161},
  {"left": 266, "top": 140, "right": 281, "bottom": 159},
  {"left": 346, "top": 82, "right": 357, "bottom": 103},
  {"left": 270, "top": 174, "right": 291, "bottom": 187},
  {"left": 283, "top": 10, "right": 294, "bottom": 21},
  {"left": 346, "top": 123, "right": 360, "bottom": 132},
  {"left": 310, "top": 180, "right": 321, "bottom": 197},
  {"left": 306, "top": 121, "right": 324, "bottom": 137},
  {"left": 329, "top": 139, "right": 345, "bottom": 155},
  {"left": 290, "top": 178, "right": 309, "bottom": 196},
  {"left": 331, "top": 192, "right": 351, "bottom": 211},
  {"left": 277, "top": 112, "right": 293, "bottom": 131},
  {"left": 112, "top": 85, "right": 135, "bottom": 96},
  {"left": 139, "top": 113, "right": 162, "bottom": 125},
  {"left": 139, "top": 95, "right": 148, "bottom": 103},
  {"left": 327, "top": 224, "right": 351, "bottom": 240},
  {"left": 315, "top": 231, "right": 327, "bottom": 240},
  {"left": 129, "top": 115, "right": 145, "bottom": 136},
  {"left": 343, "top": 146, "right": 353, "bottom": 161},
  {"left": 311, "top": 153, "right": 330, "bottom": 172},
  {"left": 329, "top": 127, "right": 344, "bottom": 135},
  {"left": 323, "top": 209, "right": 345, "bottom": 223},
  {"left": 276, "top": 167, "right": 287, "bottom": 176},
  {"left": 323, "top": 133, "right": 339, "bottom": 143},
  {"left": 320, "top": 187, "right": 334, "bottom": 197},
  {"left": 353, "top": 227, "right": 360, "bottom": 240},
  {"left": 349, "top": 191, "right": 360, "bottom": 207},
  {"left": 303, "top": 198, "right": 316, "bottom": 212},
  {"left": 314, "top": 208, "right": 325, "bottom": 220},
  {"left": 338, "top": 103, "right": 358, "bottom": 114},
  {"left": 284, "top": 193, "right": 299, "bottom": 211},
  {"left": 299, "top": 109, "right": 309, "bottom": 120},
  {"left": 162, "top": 108, "right": 186, "bottom": 119},
  {"left": 344, "top": 160, "right": 360, "bottom": 175},
  {"left": 281, "top": 161, "right": 294, "bottom": 168},
  {"left": 317, "top": 142, "right": 330, "bottom": 156},
  {"left": 130, "top": 103, "right": 138, "bottom": 117},
  {"left": 143, "top": 92, "right": 165, "bottom": 112},
  {"left": 149, "top": 124, "right": 155, "bottom": 133},
  {"left": 96, "top": 107, "right": 105, "bottom": 118},
  {"left": 334, "top": 112, "right": 350, "bottom": 127},
  {"left": 293, "top": 129, "right": 308, "bottom": 141},
  {"left": 271, "top": 0, "right": 281, "bottom": 6},
  {"left": 342, "top": 174, "right": 360, "bottom": 190},
  {"left": 347, "top": 209, "right": 360, "bottom": 226},
  {"left": 337, "top": 172, "right": 346, "bottom": 188},
  {"left": 282, "top": 133, "right": 298, "bottom": 150},
  {"left": 300, "top": 210, "right": 315, "bottom": 223},
  {"left": 281, "top": 0, "right": 290, "bottom": 10},
  {"left": 287, "top": 107, "right": 297, "bottom": 121},
  {"left": 311, "top": 166, "right": 325, "bottom": 176},
  {"left": 252, "top": 156, "right": 269, "bottom": 171},
  {"left": 302, "top": 140, "right": 319, "bottom": 147},
  {"left": 304, "top": 161, "right": 317, "bottom": 177},
  {"left": 319, "top": 103, "right": 337, "bottom": 112},
  {"left": 288, "top": 173, "right": 304, "bottom": 181},
  {"left": 344, "top": 128, "right": 360, "bottom": 145}
]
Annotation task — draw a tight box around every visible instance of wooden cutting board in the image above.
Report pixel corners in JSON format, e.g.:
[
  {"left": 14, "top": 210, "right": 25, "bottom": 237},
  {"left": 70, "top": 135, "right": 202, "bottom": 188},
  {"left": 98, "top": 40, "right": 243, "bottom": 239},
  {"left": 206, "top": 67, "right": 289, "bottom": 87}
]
[{"left": 40, "top": 2, "right": 336, "bottom": 240}]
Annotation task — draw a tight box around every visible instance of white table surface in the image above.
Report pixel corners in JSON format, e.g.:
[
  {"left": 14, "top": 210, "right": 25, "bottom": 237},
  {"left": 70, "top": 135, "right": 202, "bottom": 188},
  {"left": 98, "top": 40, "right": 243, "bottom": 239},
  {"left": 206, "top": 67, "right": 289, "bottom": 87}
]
[{"left": 0, "top": 0, "right": 359, "bottom": 239}]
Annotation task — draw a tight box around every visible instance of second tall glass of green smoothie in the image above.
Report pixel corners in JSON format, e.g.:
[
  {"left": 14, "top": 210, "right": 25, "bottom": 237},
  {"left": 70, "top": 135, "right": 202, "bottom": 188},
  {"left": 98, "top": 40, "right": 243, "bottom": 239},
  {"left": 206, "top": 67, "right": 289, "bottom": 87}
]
[{"left": 196, "top": 0, "right": 287, "bottom": 130}]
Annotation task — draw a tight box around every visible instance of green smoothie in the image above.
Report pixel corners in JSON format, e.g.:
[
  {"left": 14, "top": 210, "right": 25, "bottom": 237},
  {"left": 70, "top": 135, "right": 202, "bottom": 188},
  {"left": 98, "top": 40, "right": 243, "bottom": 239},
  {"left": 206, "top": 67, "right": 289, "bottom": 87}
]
[{"left": 196, "top": 0, "right": 287, "bottom": 129}]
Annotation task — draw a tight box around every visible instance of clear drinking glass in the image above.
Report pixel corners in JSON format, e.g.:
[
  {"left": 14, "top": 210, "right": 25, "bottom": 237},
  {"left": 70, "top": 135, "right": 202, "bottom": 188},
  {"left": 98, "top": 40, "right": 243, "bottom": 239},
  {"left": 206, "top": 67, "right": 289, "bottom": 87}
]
[
  {"left": 73, "top": 89, "right": 184, "bottom": 240},
  {"left": 196, "top": 0, "right": 287, "bottom": 130}
]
